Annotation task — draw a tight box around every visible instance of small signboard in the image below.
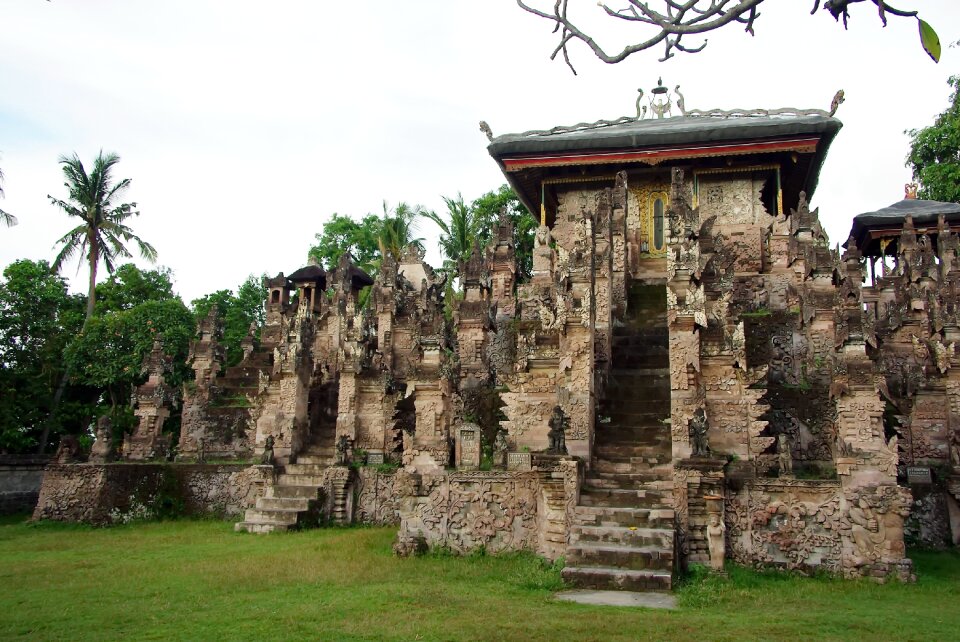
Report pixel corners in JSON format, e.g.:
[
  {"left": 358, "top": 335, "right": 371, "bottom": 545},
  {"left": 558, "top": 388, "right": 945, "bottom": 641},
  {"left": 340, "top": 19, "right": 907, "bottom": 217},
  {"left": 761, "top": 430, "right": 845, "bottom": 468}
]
[
  {"left": 906, "top": 466, "right": 933, "bottom": 485},
  {"left": 366, "top": 451, "right": 384, "bottom": 466},
  {"left": 507, "top": 451, "right": 532, "bottom": 471},
  {"left": 457, "top": 428, "right": 480, "bottom": 470}
]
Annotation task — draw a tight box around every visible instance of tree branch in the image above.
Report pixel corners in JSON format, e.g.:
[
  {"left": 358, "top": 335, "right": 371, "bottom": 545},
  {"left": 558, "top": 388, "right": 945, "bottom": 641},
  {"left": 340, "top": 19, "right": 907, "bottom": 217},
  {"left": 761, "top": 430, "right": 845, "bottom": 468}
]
[{"left": 518, "top": 0, "right": 924, "bottom": 72}]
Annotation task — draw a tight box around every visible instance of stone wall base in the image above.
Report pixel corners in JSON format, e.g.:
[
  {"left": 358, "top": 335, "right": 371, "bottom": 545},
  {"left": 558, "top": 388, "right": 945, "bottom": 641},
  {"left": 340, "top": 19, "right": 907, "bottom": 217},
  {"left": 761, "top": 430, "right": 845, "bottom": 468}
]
[{"left": 32, "top": 463, "right": 269, "bottom": 524}]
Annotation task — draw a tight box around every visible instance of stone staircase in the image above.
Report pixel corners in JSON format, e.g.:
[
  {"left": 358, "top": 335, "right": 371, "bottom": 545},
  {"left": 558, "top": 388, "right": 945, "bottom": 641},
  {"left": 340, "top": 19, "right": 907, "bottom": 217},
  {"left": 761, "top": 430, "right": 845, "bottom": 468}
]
[
  {"left": 563, "top": 283, "right": 675, "bottom": 591},
  {"left": 233, "top": 455, "right": 331, "bottom": 533},
  {"left": 234, "top": 387, "right": 339, "bottom": 534}
]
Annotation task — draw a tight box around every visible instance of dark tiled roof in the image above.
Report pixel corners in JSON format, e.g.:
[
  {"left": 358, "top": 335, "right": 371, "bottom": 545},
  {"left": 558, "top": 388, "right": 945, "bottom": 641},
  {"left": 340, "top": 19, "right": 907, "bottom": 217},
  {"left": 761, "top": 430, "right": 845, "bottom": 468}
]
[
  {"left": 288, "top": 265, "right": 326, "bottom": 283},
  {"left": 848, "top": 198, "right": 960, "bottom": 251},
  {"left": 488, "top": 114, "right": 841, "bottom": 157}
]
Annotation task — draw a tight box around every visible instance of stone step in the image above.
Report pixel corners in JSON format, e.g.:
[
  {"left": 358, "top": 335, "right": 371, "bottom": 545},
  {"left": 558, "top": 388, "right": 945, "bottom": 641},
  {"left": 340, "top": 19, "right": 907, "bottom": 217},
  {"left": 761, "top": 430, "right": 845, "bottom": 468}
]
[
  {"left": 234, "top": 521, "right": 290, "bottom": 534},
  {"left": 604, "top": 410, "right": 670, "bottom": 423},
  {"left": 272, "top": 484, "right": 323, "bottom": 499},
  {"left": 276, "top": 473, "right": 327, "bottom": 487},
  {"left": 295, "top": 455, "right": 335, "bottom": 465},
  {"left": 573, "top": 506, "right": 674, "bottom": 529},
  {"left": 593, "top": 445, "right": 671, "bottom": 459},
  {"left": 591, "top": 460, "right": 672, "bottom": 475},
  {"left": 561, "top": 566, "right": 672, "bottom": 592},
  {"left": 299, "top": 446, "right": 335, "bottom": 455},
  {"left": 566, "top": 542, "right": 673, "bottom": 571},
  {"left": 256, "top": 496, "right": 311, "bottom": 511},
  {"left": 243, "top": 508, "right": 300, "bottom": 525},
  {"left": 206, "top": 406, "right": 252, "bottom": 417},
  {"left": 582, "top": 473, "right": 668, "bottom": 490},
  {"left": 284, "top": 463, "right": 329, "bottom": 475},
  {"left": 570, "top": 525, "right": 674, "bottom": 548},
  {"left": 578, "top": 488, "right": 670, "bottom": 509},
  {"left": 216, "top": 384, "right": 259, "bottom": 396},
  {"left": 595, "top": 429, "right": 672, "bottom": 443}
]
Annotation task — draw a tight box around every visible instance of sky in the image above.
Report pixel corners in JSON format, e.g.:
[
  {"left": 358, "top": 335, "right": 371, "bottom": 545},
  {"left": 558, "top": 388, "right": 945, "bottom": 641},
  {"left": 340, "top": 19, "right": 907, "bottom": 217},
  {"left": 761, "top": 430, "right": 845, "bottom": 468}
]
[{"left": 0, "top": 1, "right": 956, "bottom": 303}]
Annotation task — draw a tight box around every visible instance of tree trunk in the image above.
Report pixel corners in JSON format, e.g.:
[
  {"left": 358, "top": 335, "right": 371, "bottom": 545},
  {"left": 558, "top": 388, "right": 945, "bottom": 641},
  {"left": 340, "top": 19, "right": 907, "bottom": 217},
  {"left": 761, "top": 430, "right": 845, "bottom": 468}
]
[
  {"left": 85, "top": 234, "right": 98, "bottom": 319},
  {"left": 37, "top": 238, "right": 99, "bottom": 453}
]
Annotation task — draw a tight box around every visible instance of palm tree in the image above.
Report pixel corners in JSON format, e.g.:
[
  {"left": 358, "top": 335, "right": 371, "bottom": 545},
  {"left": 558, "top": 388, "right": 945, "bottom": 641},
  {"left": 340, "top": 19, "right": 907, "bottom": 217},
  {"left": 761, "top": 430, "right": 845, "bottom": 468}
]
[
  {"left": 421, "top": 193, "right": 482, "bottom": 273},
  {"left": 49, "top": 151, "right": 157, "bottom": 319},
  {"left": 377, "top": 200, "right": 426, "bottom": 263},
  {"left": 0, "top": 166, "right": 16, "bottom": 227}
]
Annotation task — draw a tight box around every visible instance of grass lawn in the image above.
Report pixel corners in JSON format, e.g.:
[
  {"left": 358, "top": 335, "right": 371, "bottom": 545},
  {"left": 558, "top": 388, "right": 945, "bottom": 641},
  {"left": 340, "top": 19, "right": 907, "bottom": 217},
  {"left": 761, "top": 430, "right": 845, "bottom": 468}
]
[{"left": 0, "top": 515, "right": 957, "bottom": 641}]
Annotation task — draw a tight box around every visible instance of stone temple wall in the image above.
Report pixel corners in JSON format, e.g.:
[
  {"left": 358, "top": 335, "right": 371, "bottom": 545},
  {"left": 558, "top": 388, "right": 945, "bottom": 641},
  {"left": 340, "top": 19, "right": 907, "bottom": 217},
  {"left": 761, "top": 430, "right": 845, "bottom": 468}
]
[
  {"left": 32, "top": 464, "right": 271, "bottom": 524},
  {"left": 0, "top": 456, "right": 50, "bottom": 514},
  {"left": 393, "top": 460, "right": 579, "bottom": 559}
]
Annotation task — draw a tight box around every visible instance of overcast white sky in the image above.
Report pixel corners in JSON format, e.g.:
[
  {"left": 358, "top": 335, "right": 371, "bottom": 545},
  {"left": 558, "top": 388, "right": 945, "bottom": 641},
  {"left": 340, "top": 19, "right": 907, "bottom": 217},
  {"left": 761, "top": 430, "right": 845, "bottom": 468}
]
[{"left": 0, "top": 1, "right": 955, "bottom": 303}]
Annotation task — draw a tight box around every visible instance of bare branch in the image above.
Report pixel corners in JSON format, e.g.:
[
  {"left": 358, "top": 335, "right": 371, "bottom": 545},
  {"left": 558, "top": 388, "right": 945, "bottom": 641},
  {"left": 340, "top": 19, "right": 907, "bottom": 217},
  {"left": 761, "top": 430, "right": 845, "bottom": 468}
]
[{"left": 518, "top": 0, "right": 924, "bottom": 72}]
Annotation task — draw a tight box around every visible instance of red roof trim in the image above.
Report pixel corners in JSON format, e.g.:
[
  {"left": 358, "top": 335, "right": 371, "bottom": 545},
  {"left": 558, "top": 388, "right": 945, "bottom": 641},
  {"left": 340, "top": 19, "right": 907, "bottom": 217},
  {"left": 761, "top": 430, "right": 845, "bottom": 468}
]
[{"left": 501, "top": 137, "right": 820, "bottom": 171}]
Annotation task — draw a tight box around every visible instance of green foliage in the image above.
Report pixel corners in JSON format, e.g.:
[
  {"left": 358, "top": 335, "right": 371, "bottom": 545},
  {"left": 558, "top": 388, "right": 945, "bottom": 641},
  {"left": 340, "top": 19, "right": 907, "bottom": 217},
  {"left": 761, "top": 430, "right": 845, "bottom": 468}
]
[
  {"left": 376, "top": 201, "right": 426, "bottom": 266},
  {"left": 0, "top": 165, "right": 15, "bottom": 228},
  {"left": 65, "top": 298, "right": 193, "bottom": 408},
  {"left": 470, "top": 185, "right": 536, "bottom": 282},
  {"left": 0, "top": 259, "right": 85, "bottom": 451},
  {"left": 309, "top": 201, "right": 427, "bottom": 275},
  {"left": 308, "top": 212, "right": 382, "bottom": 273},
  {"left": 421, "top": 193, "right": 484, "bottom": 270},
  {"left": 191, "top": 274, "right": 266, "bottom": 367},
  {"left": 907, "top": 75, "right": 960, "bottom": 203},
  {"left": 94, "top": 263, "right": 175, "bottom": 314}
]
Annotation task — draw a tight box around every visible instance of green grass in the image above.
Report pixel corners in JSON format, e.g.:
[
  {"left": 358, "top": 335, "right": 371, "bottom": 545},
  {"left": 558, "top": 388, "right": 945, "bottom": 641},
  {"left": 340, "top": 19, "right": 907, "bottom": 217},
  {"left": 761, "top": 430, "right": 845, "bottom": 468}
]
[{"left": 0, "top": 516, "right": 957, "bottom": 641}]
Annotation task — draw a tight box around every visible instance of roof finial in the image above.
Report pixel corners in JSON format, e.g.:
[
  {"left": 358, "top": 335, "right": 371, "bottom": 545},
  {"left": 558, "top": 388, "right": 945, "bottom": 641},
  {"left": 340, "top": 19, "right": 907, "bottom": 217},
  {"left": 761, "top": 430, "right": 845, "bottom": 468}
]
[
  {"left": 829, "top": 90, "right": 845, "bottom": 116},
  {"left": 479, "top": 121, "right": 493, "bottom": 142},
  {"left": 905, "top": 183, "right": 918, "bottom": 200}
]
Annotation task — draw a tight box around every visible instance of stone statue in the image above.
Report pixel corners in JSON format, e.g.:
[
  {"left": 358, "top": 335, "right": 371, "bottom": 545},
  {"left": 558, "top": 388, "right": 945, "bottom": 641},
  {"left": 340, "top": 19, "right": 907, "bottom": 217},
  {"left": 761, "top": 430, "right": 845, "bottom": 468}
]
[
  {"left": 689, "top": 408, "right": 710, "bottom": 458},
  {"left": 547, "top": 406, "right": 568, "bottom": 455},
  {"left": 951, "top": 428, "right": 960, "bottom": 468},
  {"left": 335, "top": 434, "right": 352, "bottom": 466},
  {"left": 89, "top": 416, "right": 114, "bottom": 464},
  {"left": 706, "top": 512, "right": 726, "bottom": 571},
  {"left": 54, "top": 435, "right": 82, "bottom": 464},
  {"left": 493, "top": 429, "right": 508, "bottom": 469},
  {"left": 778, "top": 434, "right": 793, "bottom": 477},
  {"left": 260, "top": 435, "right": 275, "bottom": 466}
]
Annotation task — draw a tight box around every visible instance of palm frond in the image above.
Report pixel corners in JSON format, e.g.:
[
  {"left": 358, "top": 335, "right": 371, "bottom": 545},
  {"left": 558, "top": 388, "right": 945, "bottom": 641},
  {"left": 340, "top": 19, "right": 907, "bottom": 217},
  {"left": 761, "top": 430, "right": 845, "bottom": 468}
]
[
  {"left": 50, "top": 151, "right": 154, "bottom": 310},
  {"left": 0, "top": 208, "right": 16, "bottom": 227},
  {"left": 51, "top": 228, "right": 87, "bottom": 272}
]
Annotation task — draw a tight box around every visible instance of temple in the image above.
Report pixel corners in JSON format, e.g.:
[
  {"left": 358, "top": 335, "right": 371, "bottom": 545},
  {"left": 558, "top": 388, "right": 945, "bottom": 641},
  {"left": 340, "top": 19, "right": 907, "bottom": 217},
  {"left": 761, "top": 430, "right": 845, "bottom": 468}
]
[{"left": 34, "top": 84, "right": 960, "bottom": 588}]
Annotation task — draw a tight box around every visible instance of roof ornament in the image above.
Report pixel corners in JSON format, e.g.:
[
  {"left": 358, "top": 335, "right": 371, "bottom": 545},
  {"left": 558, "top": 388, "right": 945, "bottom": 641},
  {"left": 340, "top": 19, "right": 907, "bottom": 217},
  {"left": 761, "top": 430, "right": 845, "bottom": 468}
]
[
  {"left": 905, "top": 183, "right": 919, "bottom": 200},
  {"left": 637, "top": 78, "right": 682, "bottom": 119},
  {"left": 479, "top": 120, "right": 493, "bottom": 142},
  {"left": 829, "top": 90, "right": 845, "bottom": 117},
  {"left": 499, "top": 87, "right": 839, "bottom": 140}
]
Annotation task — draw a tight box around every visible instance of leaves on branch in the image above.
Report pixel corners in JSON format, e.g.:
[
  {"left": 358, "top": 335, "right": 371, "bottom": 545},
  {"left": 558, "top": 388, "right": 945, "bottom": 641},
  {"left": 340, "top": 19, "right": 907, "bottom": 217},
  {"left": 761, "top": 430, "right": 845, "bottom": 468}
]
[{"left": 919, "top": 19, "right": 941, "bottom": 63}]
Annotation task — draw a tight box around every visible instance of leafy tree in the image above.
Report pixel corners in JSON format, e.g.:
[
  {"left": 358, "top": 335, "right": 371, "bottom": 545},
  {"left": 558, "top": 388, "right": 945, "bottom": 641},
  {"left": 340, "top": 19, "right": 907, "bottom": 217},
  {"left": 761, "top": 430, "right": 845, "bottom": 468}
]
[
  {"left": 49, "top": 151, "right": 157, "bottom": 320},
  {"left": 471, "top": 185, "right": 536, "bottom": 282},
  {"left": 64, "top": 299, "right": 194, "bottom": 410},
  {"left": 0, "top": 166, "right": 16, "bottom": 228},
  {"left": 308, "top": 213, "right": 382, "bottom": 273},
  {"left": 378, "top": 201, "right": 426, "bottom": 263},
  {"left": 907, "top": 75, "right": 960, "bottom": 203},
  {"left": 0, "top": 260, "right": 85, "bottom": 451},
  {"left": 517, "top": 0, "right": 940, "bottom": 74},
  {"left": 94, "top": 263, "right": 176, "bottom": 314},
  {"left": 309, "top": 201, "right": 430, "bottom": 275},
  {"left": 192, "top": 274, "right": 267, "bottom": 367},
  {"left": 422, "top": 193, "right": 484, "bottom": 272}
]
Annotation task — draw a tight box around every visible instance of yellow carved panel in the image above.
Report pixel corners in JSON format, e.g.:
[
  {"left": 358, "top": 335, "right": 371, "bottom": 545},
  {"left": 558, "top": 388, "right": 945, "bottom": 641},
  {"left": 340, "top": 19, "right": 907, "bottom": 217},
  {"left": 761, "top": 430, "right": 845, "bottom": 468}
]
[{"left": 632, "top": 182, "right": 670, "bottom": 257}]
